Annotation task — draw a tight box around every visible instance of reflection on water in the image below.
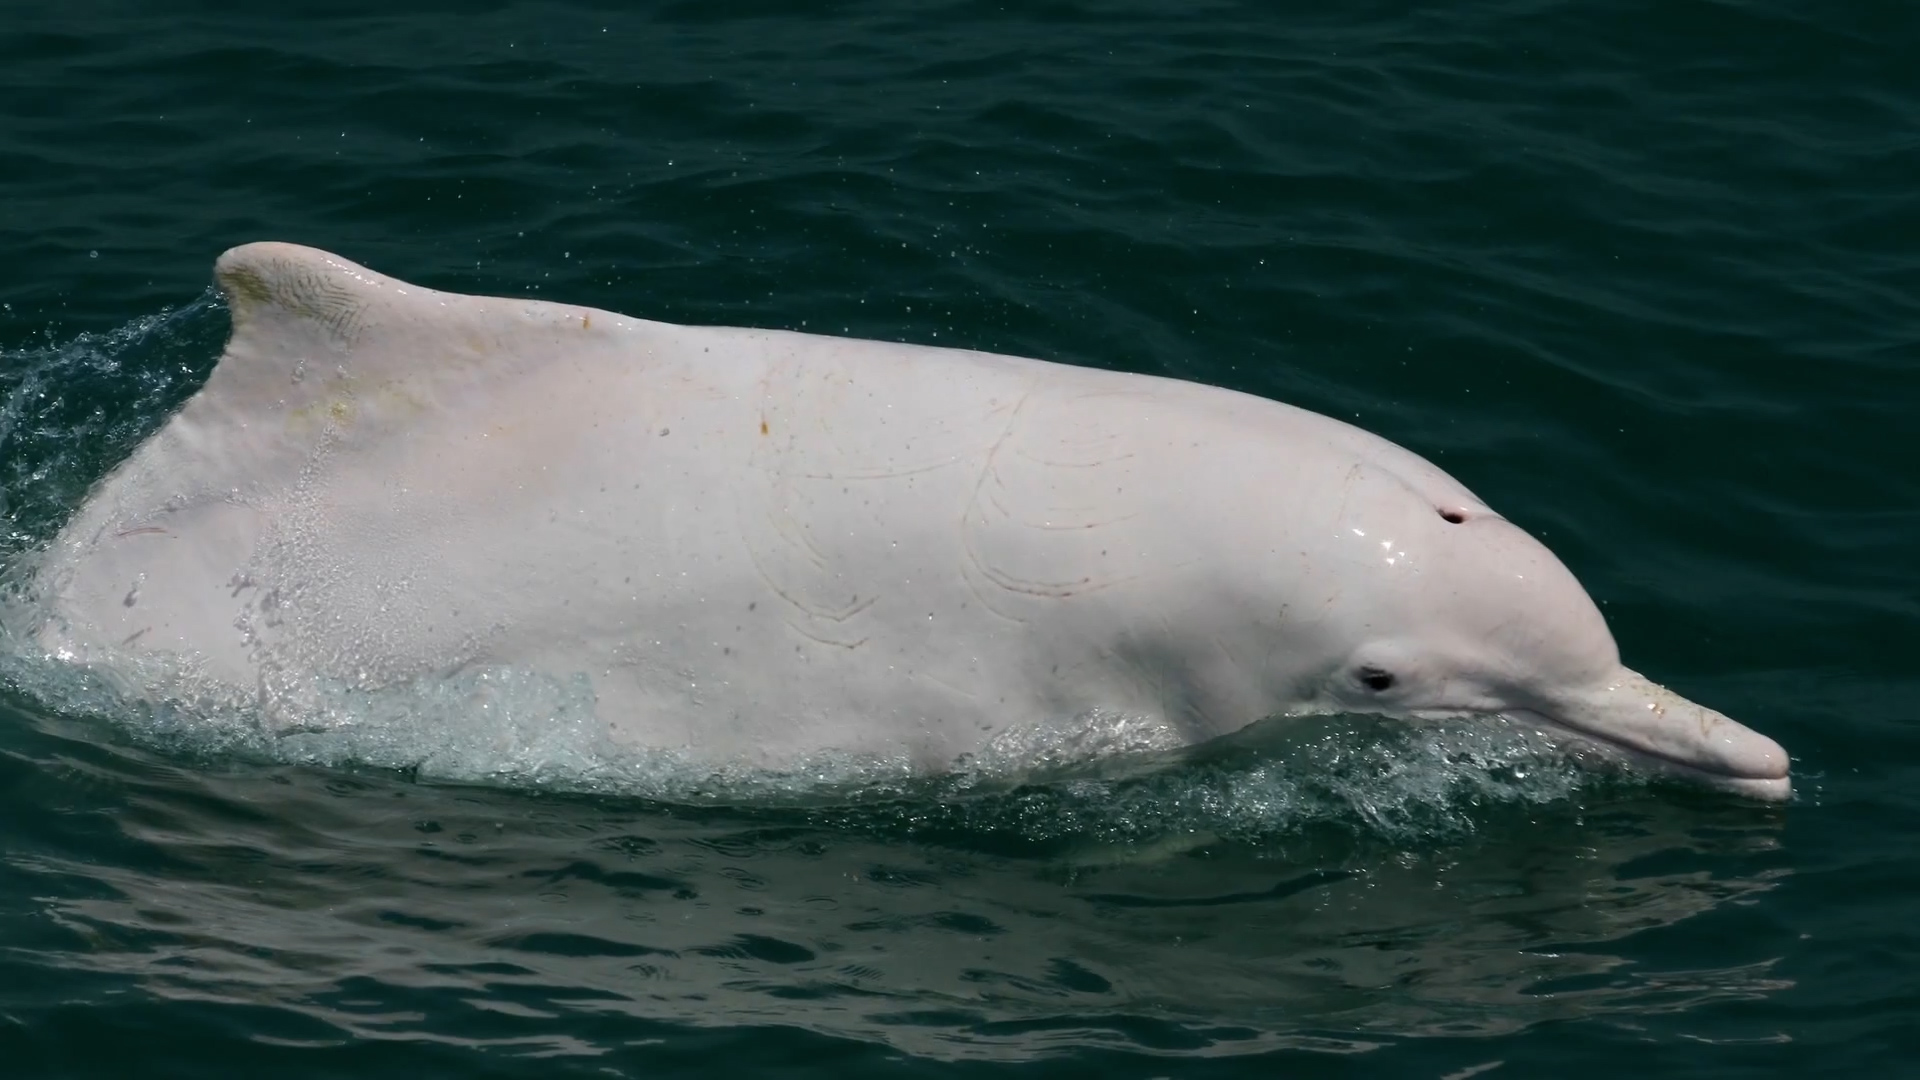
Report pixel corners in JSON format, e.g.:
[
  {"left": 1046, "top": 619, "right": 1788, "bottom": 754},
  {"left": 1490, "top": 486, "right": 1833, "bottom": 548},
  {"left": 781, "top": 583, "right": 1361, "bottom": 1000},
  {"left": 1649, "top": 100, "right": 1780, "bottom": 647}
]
[{"left": 2, "top": 696, "right": 1791, "bottom": 1062}]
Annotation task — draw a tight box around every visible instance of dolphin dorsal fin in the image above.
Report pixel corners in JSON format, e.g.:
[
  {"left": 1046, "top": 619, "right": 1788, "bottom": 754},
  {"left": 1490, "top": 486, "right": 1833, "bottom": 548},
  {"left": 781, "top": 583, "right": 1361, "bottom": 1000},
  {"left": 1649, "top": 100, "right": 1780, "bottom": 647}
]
[
  {"left": 206, "top": 242, "right": 623, "bottom": 438},
  {"left": 65, "top": 243, "right": 629, "bottom": 537}
]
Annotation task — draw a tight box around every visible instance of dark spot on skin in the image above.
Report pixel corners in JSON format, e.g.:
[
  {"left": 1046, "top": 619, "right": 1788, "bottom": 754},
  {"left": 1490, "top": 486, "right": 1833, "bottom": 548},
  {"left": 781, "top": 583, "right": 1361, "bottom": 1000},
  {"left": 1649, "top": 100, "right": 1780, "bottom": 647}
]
[
  {"left": 1439, "top": 509, "right": 1466, "bottom": 524},
  {"left": 1358, "top": 666, "right": 1395, "bottom": 692}
]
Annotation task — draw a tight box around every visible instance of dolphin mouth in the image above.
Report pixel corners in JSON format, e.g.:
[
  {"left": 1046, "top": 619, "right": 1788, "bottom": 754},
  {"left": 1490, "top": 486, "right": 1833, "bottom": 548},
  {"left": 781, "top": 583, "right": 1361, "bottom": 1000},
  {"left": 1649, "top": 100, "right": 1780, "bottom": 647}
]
[{"left": 1506, "top": 708, "right": 1792, "bottom": 802}]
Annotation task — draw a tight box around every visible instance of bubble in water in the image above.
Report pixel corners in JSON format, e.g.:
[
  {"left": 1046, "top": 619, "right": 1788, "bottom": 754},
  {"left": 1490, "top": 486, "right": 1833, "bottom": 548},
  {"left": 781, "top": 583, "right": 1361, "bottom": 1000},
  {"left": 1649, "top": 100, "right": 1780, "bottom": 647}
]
[
  {"left": 89, "top": 250, "right": 98, "bottom": 259},
  {"left": 0, "top": 291, "right": 225, "bottom": 552}
]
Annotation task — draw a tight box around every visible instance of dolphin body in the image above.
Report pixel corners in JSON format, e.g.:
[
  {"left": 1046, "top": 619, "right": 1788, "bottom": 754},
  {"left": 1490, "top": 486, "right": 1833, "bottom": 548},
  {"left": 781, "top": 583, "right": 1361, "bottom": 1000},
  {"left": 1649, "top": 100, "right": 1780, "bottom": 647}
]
[{"left": 29, "top": 243, "right": 1790, "bottom": 798}]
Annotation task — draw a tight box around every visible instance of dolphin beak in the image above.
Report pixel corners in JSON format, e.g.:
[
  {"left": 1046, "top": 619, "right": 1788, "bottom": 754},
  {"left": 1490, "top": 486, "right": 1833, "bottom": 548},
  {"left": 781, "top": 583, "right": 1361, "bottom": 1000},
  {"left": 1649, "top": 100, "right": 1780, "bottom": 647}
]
[{"left": 1523, "top": 667, "right": 1791, "bottom": 801}]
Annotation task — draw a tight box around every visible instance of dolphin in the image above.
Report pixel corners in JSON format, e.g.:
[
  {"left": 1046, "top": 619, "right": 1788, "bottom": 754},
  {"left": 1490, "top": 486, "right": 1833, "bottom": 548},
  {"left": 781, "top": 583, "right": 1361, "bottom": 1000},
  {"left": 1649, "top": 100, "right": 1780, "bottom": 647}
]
[{"left": 27, "top": 242, "right": 1789, "bottom": 798}]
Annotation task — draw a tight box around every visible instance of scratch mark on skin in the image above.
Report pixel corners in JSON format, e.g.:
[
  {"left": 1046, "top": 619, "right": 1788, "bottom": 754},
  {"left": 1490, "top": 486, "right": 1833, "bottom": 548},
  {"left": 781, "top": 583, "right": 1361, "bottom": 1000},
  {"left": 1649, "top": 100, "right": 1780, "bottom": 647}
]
[
  {"left": 742, "top": 535, "right": 817, "bottom": 616},
  {"left": 959, "top": 380, "right": 1040, "bottom": 625},
  {"left": 979, "top": 564, "right": 1148, "bottom": 599},
  {"left": 1011, "top": 449, "right": 1140, "bottom": 469},
  {"left": 916, "top": 667, "right": 980, "bottom": 702},
  {"left": 755, "top": 457, "right": 966, "bottom": 482},
  {"left": 1029, "top": 512, "right": 1139, "bottom": 532},
  {"left": 814, "top": 593, "right": 878, "bottom": 623},
  {"left": 1211, "top": 633, "right": 1247, "bottom": 675},
  {"left": 115, "top": 526, "right": 170, "bottom": 538},
  {"left": 120, "top": 627, "right": 151, "bottom": 646},
  {"left": 761, "top": 499, "right": 831, "bottom": 569},
  {"left": 981, "top": 471, "right": 1137, "bottom": 533},
  {"left": 1333, "top": 462, "right": 1365, "bottom": 527},
  {"left": 986, "top": 485, "right": 1011, "bottom": 518},
  {"left": 747, "top": 359, "right": 845, "bottom": 569},
  {"left": 962, "top": 570, "right": 1029, "bottom": 625},
  {"left": 786, "top": 619, "right": 869, "bottom": 650},
  {"left": 738, "top": 516, "right": 877, "bottom": 645},
  {"left": 751, "top": 453, "right": 829, "bottom": 569},
  {"left": 795, "top": 514, "right": 832, "bottom": 565},
  {"left": 958, "top": 379, "right": 1182, "bottom": 606}
]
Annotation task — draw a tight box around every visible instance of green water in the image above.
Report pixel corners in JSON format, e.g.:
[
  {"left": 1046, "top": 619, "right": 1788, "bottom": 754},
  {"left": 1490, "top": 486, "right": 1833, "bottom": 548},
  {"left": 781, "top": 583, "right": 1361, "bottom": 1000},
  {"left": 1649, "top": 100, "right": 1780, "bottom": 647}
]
[{"left": 2, "top": 2, "right": 1916, "bottom": 1076}]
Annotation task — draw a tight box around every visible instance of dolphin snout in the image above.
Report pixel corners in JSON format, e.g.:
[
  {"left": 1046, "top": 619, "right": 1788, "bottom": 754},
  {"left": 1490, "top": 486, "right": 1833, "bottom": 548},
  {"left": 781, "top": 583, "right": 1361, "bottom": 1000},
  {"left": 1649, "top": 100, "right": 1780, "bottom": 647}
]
[
  {"left": 1538, "top": 667, "right": 1791, "bottom": 801},
  {"left": 1694, "top": 708, "right": 1789, "bottom": 781}
]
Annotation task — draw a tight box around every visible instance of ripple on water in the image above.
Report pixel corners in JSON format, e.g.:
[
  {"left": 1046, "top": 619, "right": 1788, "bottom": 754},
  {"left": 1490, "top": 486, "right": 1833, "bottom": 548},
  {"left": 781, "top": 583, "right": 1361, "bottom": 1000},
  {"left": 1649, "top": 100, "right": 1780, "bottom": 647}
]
[{"left": 0, "top": 693, "right": 1794, "bottom": 1062}]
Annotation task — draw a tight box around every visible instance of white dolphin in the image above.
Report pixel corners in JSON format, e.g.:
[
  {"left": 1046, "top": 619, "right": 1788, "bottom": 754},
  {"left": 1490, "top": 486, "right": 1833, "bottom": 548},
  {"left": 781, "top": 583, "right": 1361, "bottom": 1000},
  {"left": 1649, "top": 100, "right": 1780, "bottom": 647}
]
[{"left": 28, "top": 242, "right": 1790, "bottom": 798}]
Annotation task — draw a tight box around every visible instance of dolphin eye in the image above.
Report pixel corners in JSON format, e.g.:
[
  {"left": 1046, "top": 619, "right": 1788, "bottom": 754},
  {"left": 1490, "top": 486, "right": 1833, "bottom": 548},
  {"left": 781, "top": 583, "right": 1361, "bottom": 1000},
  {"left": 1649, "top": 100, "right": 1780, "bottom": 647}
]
[{"left": 1357, "top": 666, "right": 1396, "bottom": 692}]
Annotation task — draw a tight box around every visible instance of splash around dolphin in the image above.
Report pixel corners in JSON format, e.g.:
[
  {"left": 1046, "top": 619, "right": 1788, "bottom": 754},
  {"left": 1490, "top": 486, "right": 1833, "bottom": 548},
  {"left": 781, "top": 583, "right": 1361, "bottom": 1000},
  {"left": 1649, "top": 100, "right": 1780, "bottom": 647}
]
[{"left": 26, "top": 242, "right": 1789, "bottom": 799}]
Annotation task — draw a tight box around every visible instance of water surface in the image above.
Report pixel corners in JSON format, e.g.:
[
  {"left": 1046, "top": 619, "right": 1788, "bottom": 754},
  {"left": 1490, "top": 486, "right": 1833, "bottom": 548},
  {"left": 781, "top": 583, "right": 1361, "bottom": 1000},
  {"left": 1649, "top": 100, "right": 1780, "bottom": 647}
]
[{"left": 2, "top": 2, "right": 1917, "bottom": 1077}]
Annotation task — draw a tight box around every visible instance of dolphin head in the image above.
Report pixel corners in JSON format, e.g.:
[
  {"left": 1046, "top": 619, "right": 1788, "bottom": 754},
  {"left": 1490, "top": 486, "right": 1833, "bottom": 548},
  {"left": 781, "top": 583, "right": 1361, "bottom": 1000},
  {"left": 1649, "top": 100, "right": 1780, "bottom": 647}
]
[{"left": 1293, "top": 462, "right": 1790, "bottom": 800}]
